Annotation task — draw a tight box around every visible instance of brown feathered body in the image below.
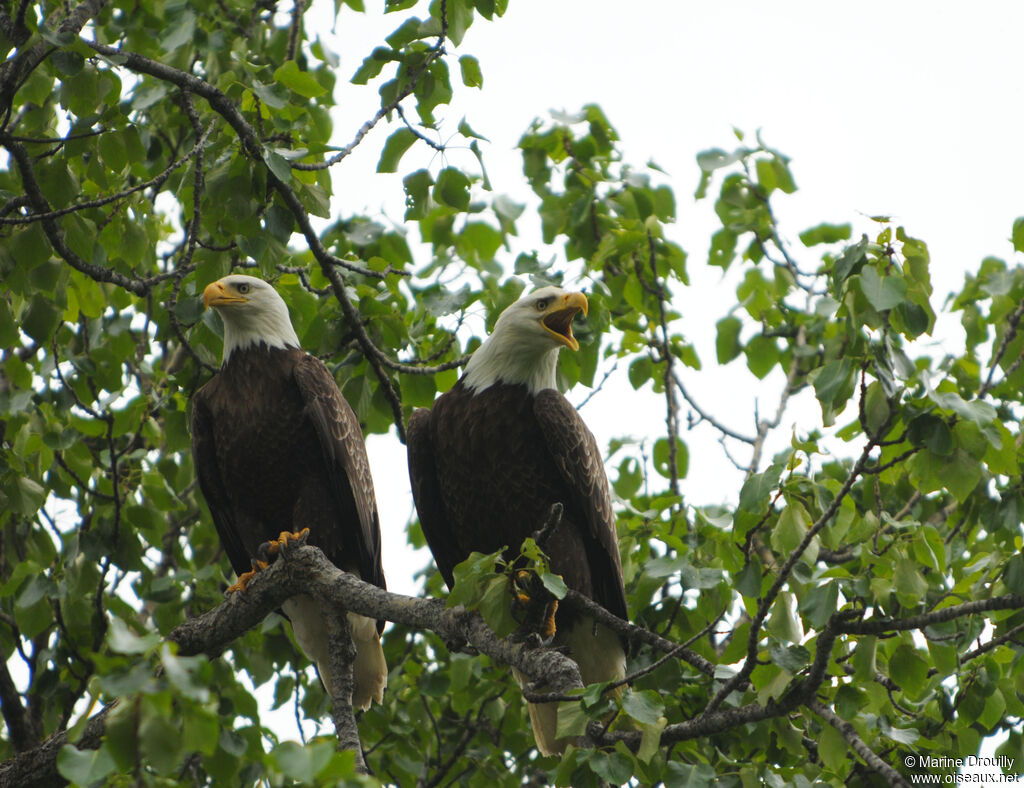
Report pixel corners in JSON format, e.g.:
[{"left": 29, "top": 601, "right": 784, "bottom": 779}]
[
  {"left": 192, "top": 341, "right": 387, "bottom": 709},
  {"left": 407, "top": 290, "right": 628, "bottom": 757},
  {"left": 409, "top": 380, "right": 627, "bottom": 625}
]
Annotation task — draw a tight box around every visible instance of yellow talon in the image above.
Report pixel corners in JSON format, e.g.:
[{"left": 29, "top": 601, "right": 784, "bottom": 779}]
[
  {"left": 542, "top": 600, "right": 558, "bottom": 639},
  {"left": 227, "top": 565, "right": 260, "bottom": 594}
]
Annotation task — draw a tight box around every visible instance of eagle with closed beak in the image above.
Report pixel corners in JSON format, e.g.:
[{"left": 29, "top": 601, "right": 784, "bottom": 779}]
[{"left": 190, "top": 274, "right": 387, "bottom": 710}]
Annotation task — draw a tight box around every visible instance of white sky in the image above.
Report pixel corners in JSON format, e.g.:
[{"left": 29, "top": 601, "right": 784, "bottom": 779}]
[{"left": 318, "top": 0, "right": 1024, "bottom": 598}]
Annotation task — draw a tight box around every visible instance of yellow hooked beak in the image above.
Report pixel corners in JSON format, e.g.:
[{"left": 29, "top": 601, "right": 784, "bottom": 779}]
[
  {"left": 203, "top": 279, "right": 247, "bottom": 308},
  {"left": 541, "top": 291, "right": 588, "bottom": 351}
]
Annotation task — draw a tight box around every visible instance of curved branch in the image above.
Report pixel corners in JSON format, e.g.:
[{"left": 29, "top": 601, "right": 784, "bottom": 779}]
[
  {"left": 292, "top": 0, "right": 450, "bottom": 173},
  {"left": 84, "top": 41, "right": 399, "bottom": 281},
  {"left": 0, "top": 0, "right": 111, "bottom": 125},
  {"left": 2, "top": 138, "right": 153, "bottom": 296},
  {"left": 808, "top": 700, "right": 911, "bottom": 788},
  {"left": 0, "top": 120, "right": 213, "bottom": 225}
]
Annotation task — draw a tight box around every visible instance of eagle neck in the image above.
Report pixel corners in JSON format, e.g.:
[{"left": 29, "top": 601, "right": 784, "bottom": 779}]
[
  {"left": 219, "top": 344, "right": 297, "bottom": 378},
  {"left": 221, "top": 317, "right": 300, "bottom": 364},
  {"left": 462, "top": 336, "right": 559, "bottom": 395}
]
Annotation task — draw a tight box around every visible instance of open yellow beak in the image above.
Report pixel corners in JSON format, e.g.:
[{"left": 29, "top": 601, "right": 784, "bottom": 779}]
[
  {"left": 541, "top": 292, "right": 588, "bottom": 351},
  {"left": 203, "top": 280, "right": 247, "bottom": 308}
]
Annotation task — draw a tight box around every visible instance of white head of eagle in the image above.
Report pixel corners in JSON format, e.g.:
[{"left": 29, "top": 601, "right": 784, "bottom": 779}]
[
  {"left": 462, "top": 285, "right": 588, "bottom": 394},
  {"left": 202, "top": 274, "right": 301, "bottom": 362}
]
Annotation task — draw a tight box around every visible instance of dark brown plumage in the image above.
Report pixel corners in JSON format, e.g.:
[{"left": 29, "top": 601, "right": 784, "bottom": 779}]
[
  {"left": 408, "top": 381, "right": 627, "bottom": 622},
  {"left": 406, "top": 286, "right": 627, "bottom": 754},
  {"left": 191, "top": 346, "right": 385, "bottom": 595},
  {"left": 190, "top": 274, "right": 386, "bottom": 709}
]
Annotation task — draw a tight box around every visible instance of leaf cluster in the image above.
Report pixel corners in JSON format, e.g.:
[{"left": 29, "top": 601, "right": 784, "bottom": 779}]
[{"left": 2, "top": 1, "right": 1024, "bottom": 787}]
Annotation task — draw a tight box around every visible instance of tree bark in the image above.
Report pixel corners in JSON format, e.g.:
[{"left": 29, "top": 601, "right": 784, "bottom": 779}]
[{"left": 0, "top": 544, "right": 583, "bottom": 788}]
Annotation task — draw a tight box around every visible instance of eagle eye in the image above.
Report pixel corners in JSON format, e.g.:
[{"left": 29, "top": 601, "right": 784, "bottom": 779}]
[
  {"left": 237, "top": 282, "right": 251, "bottom": 294},
  {"left": 535, "top": 299, "right": 548, "bottom": 311}
]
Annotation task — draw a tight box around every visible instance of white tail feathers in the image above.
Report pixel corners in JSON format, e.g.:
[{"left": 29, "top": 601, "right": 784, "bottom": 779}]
[
  {"left": 281, "top": 595, "right": 387, "bottom": 710},
  {"left": 347, "top": 612, "right": 387, "bottom": 710},
  {"left": 512, "top": 617, "right": 625, "bottom": 756}
]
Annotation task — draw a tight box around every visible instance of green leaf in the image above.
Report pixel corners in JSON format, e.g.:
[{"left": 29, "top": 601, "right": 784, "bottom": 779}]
[
  {"left": 744, "top": 335, "right": 778, "bottom": 379},
  {"left": 107, "top": 617, "right": 160, "bottom": 654},
  {"left": 351, "top": 47, "right": 394, "bottom": 84},
  {"left": 833, "top": 236, "right": 867, "bottom": 283},
  {"left": 139, "top": 710, "right": 183, "bottom": 775},
  {"left": 21, "top": 293, "right": 62, "bottom": 344},
  {"left": 478, "top": 575, "right": 516, "bottom": 637},
  {"left": 250, "top": 79, "right": 288, "bottom": 109},
  {"left": 539, "top": 571, "right": 568, "bottom": 599},
  {"left": 893, "top": 557, "right": 928, "bottom": 605},
  {"left": 554, "top": 700, "right": 588, "bottom": 739},
  {"left": 708, "top": 227, "right": 737, "bottom": 268},
  {"left": 927, "top": 389, "right": 996, "bottom": 427},
  {"left": 52, "top": 50, "right": 84, "bottom": 76},
  {"left": 9, "top": 476, "right": 46, "bottom": 515},
  {"left": 733, "top": 560, "right": 762, "bottom": 598},
  {"left": 636, "top": 715, "right": 667, "bottom": 763},
  {"left": 771, "top": 503, "right": 809, "bottom": 557},
  {"left": 589, "top": 750, "right": 635, "bottom": 784},
  {"left": 863, "top": 380, "right": 890, "bottom": 435},
  {"left": 935, "top": 449, "right": 982, "bottom": 502},
  {"left": 653, "top": 436, "right": 687, "bottom": 480},
  {"left": 715, "top": 315, "right": 742, "bottom": 363},
  {"left": 57, "top": 744, "right": 117, "bottom": 785},
  {"left": 859, "top": 266, "right": 907, "bottom": 311},
  {"left": 907, "top": 414, "right": 954, "bottom": 456},
  {"left": 766, "top": 591, "right": 803, "bottom": 644},
  {"left": 377, "top": 128, "right": 418, "bottom": 173},
  {"left": 738, "top": 461, "right": 783, "bottom": 514},
  {"left": 161, "top": 10, "right": 196, "bottom": 53},
  {"left": 812, "top": 358, "right": 853, "bottom": 425},
  {"left": 767, "top": 642, "right": 810, "bottom": 673},
  {"left": 458, "top": 55, "right": 483, "bottom": 88},
  {"left": 664, "top": 761, "right": 717, "bottom": 787},
  {"left": 696, "top": 147, "right": 742, "bottom": 172},
  {"left": 1012, "top": 217, "right": 1024, "bottom": 253},
  {"left": 888, "top": 644, "right": 929, "bottom": 699},
  {"left": 817, "top": 723, "right": 848, "bottom": 771},
  {"left": 273, "top": 61, "right": 328, "bottom": 98},
  {"left": 620, "top": 689, "right": 664, "bottom": 725},
  {"left": 799, "top": 581, "right": 839, "bottom": 629},
  {"left": 853, "top": 636, "right": 877, "bottom": 681},
  {"left": 272, "top": 741, "right": 334, "bottom": 783},
  {"left": 799, "top": 222, "right": 851, "bottom": 247},
  {"left": 262, "top": 147, "right": 292, "bottom": 183},
  {"left": 433, "top": 167, "right": 471, "bottom": 211}
]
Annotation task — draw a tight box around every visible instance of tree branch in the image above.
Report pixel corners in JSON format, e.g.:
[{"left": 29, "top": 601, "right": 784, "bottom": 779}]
[
  {"left": 0, "top": 0, "right": 111, "bottom": 125},
  {"left": 0, "top": 646, "right": 39, "bottom": 753},
  {"left": 703, "top": 420, "right": 882, "bottom": 715},
  {"left": 0, "top": 543, "right": 585, "bottom": 787},
  {"left": 808, "top": 700, "right": 911, "bottom": 788}
]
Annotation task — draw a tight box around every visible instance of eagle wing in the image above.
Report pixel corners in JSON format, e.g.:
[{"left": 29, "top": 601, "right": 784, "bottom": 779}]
[
  {"left": 533, "top": 389, "right": 628, "bottom": 620},
  {"left": 292, "top": 355, "right": 386, "bottom": 593},
  {"left": 406, "top": 407, "right": 464, "bottom": 589},
  {"left": 190, "top": 385, "right": 252, "bottom": 578}
]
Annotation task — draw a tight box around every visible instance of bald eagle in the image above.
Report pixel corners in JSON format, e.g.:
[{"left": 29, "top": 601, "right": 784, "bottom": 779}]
[
  {"left": 190, "top": 274, "right": 387, "bottom": 710},
  {"left": 406, "top": 286, "right": 627, "bottom": 755}
]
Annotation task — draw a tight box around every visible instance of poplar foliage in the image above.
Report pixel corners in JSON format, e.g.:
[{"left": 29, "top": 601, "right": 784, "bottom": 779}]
[{"left": 2, "top": 1, "right": 1024, "bottom": 786}]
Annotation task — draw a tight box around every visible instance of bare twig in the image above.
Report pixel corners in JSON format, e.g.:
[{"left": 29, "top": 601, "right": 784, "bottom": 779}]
[{"left": 980, "top": 297, "right": 1024, "bottom": 397}]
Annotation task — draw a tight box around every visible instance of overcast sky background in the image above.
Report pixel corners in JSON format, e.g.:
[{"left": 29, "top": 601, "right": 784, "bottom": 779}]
[{"left": 317, "top": 0, "right": 1024, "bottom": 597}]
